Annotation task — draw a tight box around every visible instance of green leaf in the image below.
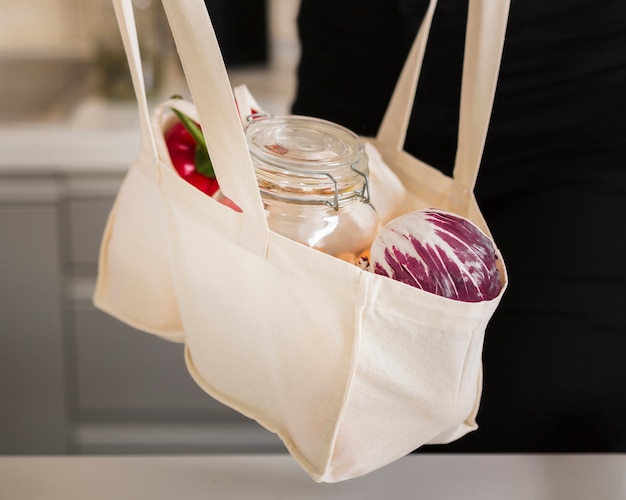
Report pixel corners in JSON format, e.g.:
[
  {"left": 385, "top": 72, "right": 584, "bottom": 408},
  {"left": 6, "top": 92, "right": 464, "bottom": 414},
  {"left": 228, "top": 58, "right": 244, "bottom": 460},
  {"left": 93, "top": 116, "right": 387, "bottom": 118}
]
[
  {"left": 194, "top": 145, "right": 215, "bottom": 178},
  {"left": 170, "top": 106, "right": 215, "bottom": 179},
  {"left": 171, "top": 108, "right": 207, "bottom": 149}
]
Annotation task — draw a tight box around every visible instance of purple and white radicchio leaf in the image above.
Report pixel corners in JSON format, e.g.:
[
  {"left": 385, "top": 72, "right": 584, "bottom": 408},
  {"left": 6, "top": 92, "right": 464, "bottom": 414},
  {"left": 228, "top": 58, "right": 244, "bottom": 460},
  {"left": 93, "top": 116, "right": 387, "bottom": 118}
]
[{"left": 370, "top": 209, "right": 501, "bottom": 302}]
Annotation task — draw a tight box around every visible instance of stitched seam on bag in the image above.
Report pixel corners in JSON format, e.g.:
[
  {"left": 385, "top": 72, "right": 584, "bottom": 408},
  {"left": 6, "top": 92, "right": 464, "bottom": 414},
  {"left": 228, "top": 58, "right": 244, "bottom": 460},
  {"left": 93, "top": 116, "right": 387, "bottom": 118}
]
[
  {"left": 318, "top": 275, "right": 368, "bottom": 481},
  {"left": 93, "top": 189, "right": 118, "bottom": 304},
  {"left": 183, "top": 345, "right": 330, "bottom": 480}
]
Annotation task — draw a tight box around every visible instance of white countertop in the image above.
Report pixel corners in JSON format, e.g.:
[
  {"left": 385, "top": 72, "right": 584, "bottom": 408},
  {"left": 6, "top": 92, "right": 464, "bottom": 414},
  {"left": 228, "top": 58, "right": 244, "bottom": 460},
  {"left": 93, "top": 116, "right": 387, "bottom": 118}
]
[
  {"left": 1, "top": 454, "right": 625, "bottom": 500},
  {"left": 0, "top": 65, "right": 294, "bottom": 175},
  {"left": 0, "top": 98, "right": 140, "bottom": 174}
]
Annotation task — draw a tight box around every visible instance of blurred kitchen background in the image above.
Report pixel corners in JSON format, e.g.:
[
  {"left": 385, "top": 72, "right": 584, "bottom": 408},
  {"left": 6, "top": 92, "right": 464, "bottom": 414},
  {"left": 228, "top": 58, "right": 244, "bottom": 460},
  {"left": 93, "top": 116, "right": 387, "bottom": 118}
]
[{"left": 0, "top": 0, "right": 299, "bottom": 454}]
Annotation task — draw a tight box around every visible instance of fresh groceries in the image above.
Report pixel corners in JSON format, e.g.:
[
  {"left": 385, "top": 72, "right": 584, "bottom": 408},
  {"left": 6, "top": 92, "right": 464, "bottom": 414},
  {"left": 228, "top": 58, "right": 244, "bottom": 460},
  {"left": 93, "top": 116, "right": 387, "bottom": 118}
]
[
  {"left": 164, "top": 105, "right": 241, "bottom": 211},
  {"left": 369, "top": 208, "right": 501, "bottom": 302},
  {"left": 165, "top": 107, "right": 219, "bottom": 196},
  {"left": 164, "top": 99, "right": 500, "bottom": 302}
]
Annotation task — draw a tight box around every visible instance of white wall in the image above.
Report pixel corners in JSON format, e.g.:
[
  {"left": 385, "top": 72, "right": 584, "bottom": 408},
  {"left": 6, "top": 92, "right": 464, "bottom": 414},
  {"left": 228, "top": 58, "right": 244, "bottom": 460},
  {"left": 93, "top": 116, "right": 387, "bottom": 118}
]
[
  {"left": 0, "top": 0, "right": 90, "bottom": 53},
  {"left": 0, "top": 0, "right": 300, "bottom": 63}
]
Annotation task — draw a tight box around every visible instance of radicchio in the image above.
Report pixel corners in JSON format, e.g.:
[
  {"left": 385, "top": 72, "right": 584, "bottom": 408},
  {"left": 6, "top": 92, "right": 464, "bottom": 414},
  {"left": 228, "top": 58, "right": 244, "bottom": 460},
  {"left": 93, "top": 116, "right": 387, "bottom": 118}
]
[{"left": 370, "top": 209, "right": 501, "bottom": 302}]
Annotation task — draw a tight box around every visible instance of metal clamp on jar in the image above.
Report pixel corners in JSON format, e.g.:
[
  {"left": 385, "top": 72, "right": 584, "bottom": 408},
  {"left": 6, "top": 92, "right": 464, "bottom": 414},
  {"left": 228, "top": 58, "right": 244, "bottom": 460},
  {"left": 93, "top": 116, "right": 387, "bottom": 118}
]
[{"left": 245, "top": 115, "right": 379, "bottom": 261}]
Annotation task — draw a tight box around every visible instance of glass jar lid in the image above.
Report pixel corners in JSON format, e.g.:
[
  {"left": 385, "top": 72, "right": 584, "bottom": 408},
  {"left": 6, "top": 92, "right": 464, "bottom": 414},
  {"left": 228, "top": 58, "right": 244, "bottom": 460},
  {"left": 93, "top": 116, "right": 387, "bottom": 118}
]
[{"left": 245, "top": 115, "right": 370, "bottom": 209}]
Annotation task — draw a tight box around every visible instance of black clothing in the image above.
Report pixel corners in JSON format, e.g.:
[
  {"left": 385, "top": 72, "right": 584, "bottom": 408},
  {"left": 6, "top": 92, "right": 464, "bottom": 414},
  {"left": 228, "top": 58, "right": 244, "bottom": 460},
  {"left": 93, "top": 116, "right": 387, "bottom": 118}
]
[{"left": 293, "top": 0, "right": 626, "bottom": 451}]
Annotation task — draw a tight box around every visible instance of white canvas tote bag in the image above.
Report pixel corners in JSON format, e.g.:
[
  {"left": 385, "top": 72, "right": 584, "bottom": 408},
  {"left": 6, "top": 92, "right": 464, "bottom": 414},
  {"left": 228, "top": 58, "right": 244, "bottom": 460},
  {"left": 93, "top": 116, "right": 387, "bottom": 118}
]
[{"left": 95, "top": 0, "right": 510, "bottom": 483}]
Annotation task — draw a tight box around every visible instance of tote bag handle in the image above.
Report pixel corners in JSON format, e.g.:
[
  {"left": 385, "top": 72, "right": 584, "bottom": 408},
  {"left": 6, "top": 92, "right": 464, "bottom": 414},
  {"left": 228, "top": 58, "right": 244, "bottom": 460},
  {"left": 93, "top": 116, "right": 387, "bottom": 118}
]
[
  {"left": 113, "top": 0, "right": 270, "bottom": 253},
  {"left": 111, "top": 0, "right": 158, "bottom": 164},
  {"left": 377, "top": 0, "right": 511, "bottom": 196}
]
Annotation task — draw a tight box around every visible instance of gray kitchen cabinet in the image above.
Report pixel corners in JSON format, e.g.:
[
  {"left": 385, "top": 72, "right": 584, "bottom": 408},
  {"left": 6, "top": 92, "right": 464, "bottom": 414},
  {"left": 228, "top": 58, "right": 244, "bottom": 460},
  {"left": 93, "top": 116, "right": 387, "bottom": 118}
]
[
  {"left": 0, "top": 177, "right": 68, "bottom": 453},
  {"left": 0, "top": 172, "right": 283, "bottom": 455}
]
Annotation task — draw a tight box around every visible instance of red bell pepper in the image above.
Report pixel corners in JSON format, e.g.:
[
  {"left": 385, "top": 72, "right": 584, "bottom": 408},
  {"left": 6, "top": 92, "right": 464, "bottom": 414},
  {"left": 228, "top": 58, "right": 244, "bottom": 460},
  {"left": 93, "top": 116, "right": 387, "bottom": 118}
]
[
  {"left": 165, "top": 103, "right": 243, "bottom": 212},
  {"left": 164, "top": 108, "right": 220, "bottom": 197}
]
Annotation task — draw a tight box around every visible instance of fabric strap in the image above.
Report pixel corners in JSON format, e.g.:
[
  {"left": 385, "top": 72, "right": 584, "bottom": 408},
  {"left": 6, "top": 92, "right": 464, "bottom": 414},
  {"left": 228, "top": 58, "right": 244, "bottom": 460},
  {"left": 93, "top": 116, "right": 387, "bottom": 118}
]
[
  {"left": 111, "top": 0, "right": 158, "bottom": 162},
  {"left": 377, "top": 0, "right": 511, "bottom": 195}
]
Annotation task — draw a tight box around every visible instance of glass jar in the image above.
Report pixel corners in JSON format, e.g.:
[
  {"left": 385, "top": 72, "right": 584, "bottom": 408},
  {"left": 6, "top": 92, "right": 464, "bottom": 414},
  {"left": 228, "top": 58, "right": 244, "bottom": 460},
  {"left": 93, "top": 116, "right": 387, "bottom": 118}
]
[{"left": 245, "top": 115, "right": 379, "bottom": 261}]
